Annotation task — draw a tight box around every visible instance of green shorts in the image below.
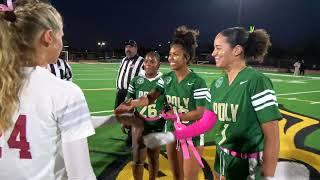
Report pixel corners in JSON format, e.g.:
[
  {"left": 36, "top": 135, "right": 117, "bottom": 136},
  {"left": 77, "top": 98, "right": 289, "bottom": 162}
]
[
  {"left": 143, "top": 118, "right": 166, "bottom": 135},
  {"left": 214, "top": 146, "right": 263, "bottom": 180},
  {"left": 164, "top": 120, "right": 205, "bottom": 146}
]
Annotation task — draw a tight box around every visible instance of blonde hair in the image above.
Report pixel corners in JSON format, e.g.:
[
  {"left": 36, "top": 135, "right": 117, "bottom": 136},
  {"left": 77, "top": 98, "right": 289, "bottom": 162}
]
[{"left": 0, "top": 0, "right": 63, "bottom": 132}]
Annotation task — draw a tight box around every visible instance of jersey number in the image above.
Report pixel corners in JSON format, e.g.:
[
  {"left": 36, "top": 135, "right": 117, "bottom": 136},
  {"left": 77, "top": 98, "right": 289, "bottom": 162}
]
[
  {"left": 140, "top": 104, "right": 157, "bottom": 118},
  {"left": 0, "top": 115, "right": 32, "bottom": 159}
]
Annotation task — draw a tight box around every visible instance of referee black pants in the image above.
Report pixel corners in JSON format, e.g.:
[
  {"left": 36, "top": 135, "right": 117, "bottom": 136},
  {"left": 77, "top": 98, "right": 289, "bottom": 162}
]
[
  {"left": 114, "top": 89, "right": 132, "bottom": 146},
  {"left": 114, "top": 89, "right": 128, "bottom": 108}
]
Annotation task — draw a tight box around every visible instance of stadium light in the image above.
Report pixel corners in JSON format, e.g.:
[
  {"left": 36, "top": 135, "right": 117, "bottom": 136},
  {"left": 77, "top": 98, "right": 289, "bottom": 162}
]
[{"left": 97, "top": 41, "right": 106, "bottom": 48}]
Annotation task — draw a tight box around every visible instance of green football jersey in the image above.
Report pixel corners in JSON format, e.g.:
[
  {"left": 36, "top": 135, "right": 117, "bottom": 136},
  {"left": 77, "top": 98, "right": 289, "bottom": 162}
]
[
  {"left": 127, "top": 73, "right": 165, "bottom": 118},
  {"left": 155, "top": 71, "right": 209, "bottom": 124},
  {"left": 207, "top": 67, "right": 282, "bottom": 153}
]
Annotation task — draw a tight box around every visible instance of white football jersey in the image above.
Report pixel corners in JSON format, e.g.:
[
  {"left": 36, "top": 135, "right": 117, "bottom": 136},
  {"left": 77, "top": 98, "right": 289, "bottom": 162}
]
[{"left": 0, "top": 66, "right": 95, "bottom": 180}]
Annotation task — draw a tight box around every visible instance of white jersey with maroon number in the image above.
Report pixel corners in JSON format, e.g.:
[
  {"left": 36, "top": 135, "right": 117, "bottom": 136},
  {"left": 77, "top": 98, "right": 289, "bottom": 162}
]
[{"left": 0, "top": 66, "right": 95, "bottom": 180}]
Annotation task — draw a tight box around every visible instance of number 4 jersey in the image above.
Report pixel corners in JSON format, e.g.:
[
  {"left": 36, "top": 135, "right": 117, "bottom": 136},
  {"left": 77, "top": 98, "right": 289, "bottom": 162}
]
[
  {"left": 207, "top": 67, "right": 282, "bottom": 152},
  {"left": 0, "top": 67, "right": 95, "bottom": 180}
]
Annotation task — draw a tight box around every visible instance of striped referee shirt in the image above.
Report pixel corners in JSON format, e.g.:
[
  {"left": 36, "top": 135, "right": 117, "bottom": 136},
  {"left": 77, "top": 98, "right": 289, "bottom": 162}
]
[
  {"left": 47, "top": 58, "right": 73, "bottom": 81},
  {"left": 116, "top": 55, "right": 144, "bottom": 90}
]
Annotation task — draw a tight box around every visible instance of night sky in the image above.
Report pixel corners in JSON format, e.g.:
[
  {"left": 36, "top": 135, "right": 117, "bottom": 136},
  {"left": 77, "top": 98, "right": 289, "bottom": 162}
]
[{"left": 53, "top": 0, "right": 320, "bottom": 50}]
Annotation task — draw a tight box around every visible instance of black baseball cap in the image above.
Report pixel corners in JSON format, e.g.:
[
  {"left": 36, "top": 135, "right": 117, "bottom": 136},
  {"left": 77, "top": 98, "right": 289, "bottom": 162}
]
[{"left": 125, "top": 40, "right": 137, "bottom": 47}]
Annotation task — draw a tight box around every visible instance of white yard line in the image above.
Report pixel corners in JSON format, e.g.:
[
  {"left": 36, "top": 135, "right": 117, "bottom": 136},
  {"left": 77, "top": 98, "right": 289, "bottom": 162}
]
[
  {"left": 82, "top": 88, "right": 116, "bottom": 91},
  {"left": 91, "top": 110, "right": 114, "bottom": 115},
  {"left": 310, "top": 102, "right": 320, "bottom": 104},
  {"left": 278, "top": 97, "right": 320, "bottom": 104},
  {"left": 277, "top": 90, "right": 320, "bottom": 96},
  {"left": 263, "top": 72, "right": 320, "bottom": 80}
]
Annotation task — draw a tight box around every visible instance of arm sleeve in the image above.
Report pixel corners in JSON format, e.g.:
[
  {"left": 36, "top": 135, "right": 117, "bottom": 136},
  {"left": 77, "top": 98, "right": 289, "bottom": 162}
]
[
  {"left": 127, "top": 78, "right": 136, "bottom": 99},
  {"left": 62, "top": 138, "right": 96, "bottom": 180},
  {"left": 154, "top": 77, "right": 165, "bottom": 95},
  {"left": 54, "top": 84, "right": 95, "bottom": 143},
  {"left": 174, "top": 110, "right": 217, "bottom": 139},
  {"left": 193, "top": 78, "right": 209, "bottom": 107},
  {"left": 249, "top": 75, "right": 282, "bottom": 124}
]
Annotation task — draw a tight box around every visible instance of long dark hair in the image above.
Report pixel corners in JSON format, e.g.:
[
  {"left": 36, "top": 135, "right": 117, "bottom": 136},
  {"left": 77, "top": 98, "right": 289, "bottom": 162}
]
[{"left": 220, "top": 27, "right": 271, "bottom": 60}]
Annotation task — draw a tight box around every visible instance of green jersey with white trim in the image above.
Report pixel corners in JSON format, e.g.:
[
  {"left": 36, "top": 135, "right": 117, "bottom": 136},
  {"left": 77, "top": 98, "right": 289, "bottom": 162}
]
[
  {"left": 155, "top": 71, "right": 209, "bottom": 124},
  {"left": 127, "top": 73, "right": 165, "bottom": 118},
  {"left": 206, "top": 67, "right": 282, "bottom": 152}
]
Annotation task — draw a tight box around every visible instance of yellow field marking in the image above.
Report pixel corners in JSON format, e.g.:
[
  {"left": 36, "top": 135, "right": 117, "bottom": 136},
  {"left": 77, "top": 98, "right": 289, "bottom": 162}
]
[
  {"left": 115, "top": 109, "right": 320, "bottom": 179},
  {"left": 116, "top": 146, "right": 216, "bottom": 180},
  {"left": 279, "top": 109, "right": 320, "bottom": 172}
]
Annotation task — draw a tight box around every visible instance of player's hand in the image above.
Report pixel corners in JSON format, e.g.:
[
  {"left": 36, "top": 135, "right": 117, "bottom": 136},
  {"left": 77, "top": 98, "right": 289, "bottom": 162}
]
[
  {"left": 114, "top": 99, "right": 135, "bottom": 124},
  {"left": 143, "top": 132, "right": 175, "bottom": 149},
  {"left": 161, "top": 110, "right": 177, "bottom": 121},
  {"left": 114, "top": 98, "right": 134, "bottom": 115},
  {"left": 161, "top": 103, "right": 179, "bottom": 121}
]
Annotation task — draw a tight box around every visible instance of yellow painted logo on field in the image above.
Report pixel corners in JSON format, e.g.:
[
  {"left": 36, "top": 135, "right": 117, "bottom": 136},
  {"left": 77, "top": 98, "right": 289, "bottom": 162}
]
[{"left": 115, "top": 109, "right": 320, "bottom": 179}]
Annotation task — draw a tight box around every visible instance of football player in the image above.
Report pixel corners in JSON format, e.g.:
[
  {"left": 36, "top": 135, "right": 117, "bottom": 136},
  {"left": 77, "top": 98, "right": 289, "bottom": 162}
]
[
  {"left": 116, "top": 26, "right": 209, "bottom": 180},
  {"left": 0, "top": 1, "right": 95, "bottom": 179},
  {"left": 123, "top": 51, "right": 165, "bottom": 180}
]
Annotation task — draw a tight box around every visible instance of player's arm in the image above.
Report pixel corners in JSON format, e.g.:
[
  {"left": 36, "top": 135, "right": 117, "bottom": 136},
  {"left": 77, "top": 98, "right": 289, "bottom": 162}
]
[
  {"left": 175, "top": 89, "right": 216, "bottom": 138},
  {"left": 179, "top": 106, "right": 205, "bottom": 122},
  {"left": 129, "top": 90, "right": 161, "bottom": 108},
  {"left": 175, "top": 109, "right": 216, "bottom": 138},
  {"left": 116, "top": 76, "right": 163, "bottom": 113},
  {"left": 143, "top": 109, "right": 217, "bottom": 148},
  {"left": 143, "top": 83, "right": 216, "bottom": 148},
  {"left": 54, "top": 83, "right": 96, "bottom": 179},
  {"left": 180, "top": 78, "right": 209, "bottom": 122},
  {"left": 91, "top": 115, "right": 117, "bottom": 128},
  {"left": 249, "top": 75, "right": 282, "bottom": 178},
  {"left": 62, "top": 138, "right": 96, "bottom": 180},
  {"left": 261, "top": 120, "right": 279, "bottom": 177}
]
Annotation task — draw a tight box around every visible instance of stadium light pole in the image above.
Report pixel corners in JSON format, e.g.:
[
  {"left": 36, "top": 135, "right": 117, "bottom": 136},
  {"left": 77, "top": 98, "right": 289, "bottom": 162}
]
[{"left": 97, "top": 41, "right": 106, "bottom": 60}]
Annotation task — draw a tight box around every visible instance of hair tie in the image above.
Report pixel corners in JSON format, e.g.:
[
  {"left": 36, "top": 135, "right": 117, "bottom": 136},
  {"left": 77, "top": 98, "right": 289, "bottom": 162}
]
[
  {"left": 0, "top": 0, "right": 13, "bottom": 11},
  {"left": 249, "top": 25, "right": 255, "bottom": 33},
  {"left": 1, "top": 0, "right": 16, "bottom": 22}
]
